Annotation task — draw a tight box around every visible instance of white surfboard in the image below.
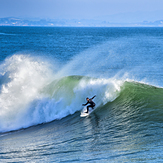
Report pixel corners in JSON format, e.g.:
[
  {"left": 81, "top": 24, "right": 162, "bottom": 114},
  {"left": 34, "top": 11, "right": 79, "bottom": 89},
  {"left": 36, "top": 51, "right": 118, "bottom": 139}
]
[{"left": 80, "top": 107, "right": 96, "bottom": 117}]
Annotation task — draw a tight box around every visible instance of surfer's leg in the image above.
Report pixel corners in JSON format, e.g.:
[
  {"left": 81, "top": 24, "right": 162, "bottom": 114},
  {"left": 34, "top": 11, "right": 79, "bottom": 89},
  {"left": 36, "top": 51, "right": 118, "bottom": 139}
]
[
  {"left": 86, "top": 105, "right": 91, "bottom": 113},
  {"left": 92, "top": 104, "right": 95, "bottom": 109}
]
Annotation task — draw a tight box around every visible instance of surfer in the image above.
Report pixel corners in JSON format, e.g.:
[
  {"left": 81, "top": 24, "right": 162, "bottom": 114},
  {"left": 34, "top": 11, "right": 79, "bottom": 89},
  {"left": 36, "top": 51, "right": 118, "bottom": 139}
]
[{"left": 82, "top": 95, "right": 96, "bottom": 113}]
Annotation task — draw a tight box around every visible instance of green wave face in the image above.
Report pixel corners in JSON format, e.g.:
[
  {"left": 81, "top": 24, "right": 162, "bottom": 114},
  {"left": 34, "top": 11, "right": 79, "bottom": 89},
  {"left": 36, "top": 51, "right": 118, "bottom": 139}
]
[{"left": 104, "top": 81, "right": 163, "bottom": 124}]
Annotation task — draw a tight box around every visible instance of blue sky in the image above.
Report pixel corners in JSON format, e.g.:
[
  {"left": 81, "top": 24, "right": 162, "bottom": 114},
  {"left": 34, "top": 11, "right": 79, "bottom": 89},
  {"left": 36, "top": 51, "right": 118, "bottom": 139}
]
[{"left": 0, "top": 0, "right": 163, "bottom": 22}]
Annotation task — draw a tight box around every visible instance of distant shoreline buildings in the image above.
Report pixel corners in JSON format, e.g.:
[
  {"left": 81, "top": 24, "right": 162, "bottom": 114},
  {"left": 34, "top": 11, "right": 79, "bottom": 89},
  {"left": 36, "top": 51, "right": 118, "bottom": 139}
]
[{"left": 0, "top": 17, "right": 163, "bottom": 27}]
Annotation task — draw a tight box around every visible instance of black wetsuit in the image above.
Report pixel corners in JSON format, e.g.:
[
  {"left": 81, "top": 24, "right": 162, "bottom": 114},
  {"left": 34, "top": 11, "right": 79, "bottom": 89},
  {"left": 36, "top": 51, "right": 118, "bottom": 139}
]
[{"left": 83, "top": 95, "right": 96, "bottom": 113}]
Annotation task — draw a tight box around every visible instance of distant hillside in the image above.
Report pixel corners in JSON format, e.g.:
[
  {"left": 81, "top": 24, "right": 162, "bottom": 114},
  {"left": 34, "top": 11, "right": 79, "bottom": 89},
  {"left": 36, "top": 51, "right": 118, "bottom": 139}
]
[{"left": 0, "top": 17, "right": 163, "bottom": 27}]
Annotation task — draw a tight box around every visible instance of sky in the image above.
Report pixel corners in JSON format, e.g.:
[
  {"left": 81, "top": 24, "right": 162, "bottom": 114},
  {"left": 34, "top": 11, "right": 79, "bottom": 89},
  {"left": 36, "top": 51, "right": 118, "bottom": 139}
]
[{"left": 0, "top": 0, "right": 163, "bottom": 23}]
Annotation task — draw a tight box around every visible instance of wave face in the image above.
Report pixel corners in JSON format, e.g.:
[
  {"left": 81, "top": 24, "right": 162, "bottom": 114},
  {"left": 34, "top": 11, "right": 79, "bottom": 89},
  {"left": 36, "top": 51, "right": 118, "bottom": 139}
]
[
  {"left": 0, "top": 55, "right": 124, "bottom": 132},
  {"left": 109, "top": 81, "right": 163, "bottom": 123}
]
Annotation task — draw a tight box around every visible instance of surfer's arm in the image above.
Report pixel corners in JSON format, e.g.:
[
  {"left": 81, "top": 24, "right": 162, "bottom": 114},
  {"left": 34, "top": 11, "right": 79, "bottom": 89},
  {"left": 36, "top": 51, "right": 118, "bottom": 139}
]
[
  {"left": 91, "top": 95, "right": 96, "bottom": 100},
  {"left": 82, "top": 102, "right": 88, "bottom": 106}
]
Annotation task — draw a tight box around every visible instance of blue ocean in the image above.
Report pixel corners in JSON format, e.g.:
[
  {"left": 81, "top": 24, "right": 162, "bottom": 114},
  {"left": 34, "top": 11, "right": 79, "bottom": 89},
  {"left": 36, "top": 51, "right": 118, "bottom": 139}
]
[{"left": 0, "top": 27, "right": 163, "bottom": 162}]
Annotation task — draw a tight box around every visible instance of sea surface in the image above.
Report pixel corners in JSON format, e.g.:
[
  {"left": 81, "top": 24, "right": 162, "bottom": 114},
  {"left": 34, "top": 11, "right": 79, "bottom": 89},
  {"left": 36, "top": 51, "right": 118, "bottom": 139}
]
[{"left": 0, "top": 27, "right": 163, "bottom": 162}]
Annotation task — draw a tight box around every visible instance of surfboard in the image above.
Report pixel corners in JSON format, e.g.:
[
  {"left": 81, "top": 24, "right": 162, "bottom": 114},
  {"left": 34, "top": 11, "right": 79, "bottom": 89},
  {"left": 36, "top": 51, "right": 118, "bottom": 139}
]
[{"left": 80, "top": 107, "right": 96, "bottom": 117}]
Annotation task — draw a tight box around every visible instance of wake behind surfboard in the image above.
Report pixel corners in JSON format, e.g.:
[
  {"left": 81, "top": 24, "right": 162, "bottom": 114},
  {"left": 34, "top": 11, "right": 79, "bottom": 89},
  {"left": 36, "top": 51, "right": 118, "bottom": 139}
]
[{"left": 80, "top": 107, "right": 96, "bottom": 117}]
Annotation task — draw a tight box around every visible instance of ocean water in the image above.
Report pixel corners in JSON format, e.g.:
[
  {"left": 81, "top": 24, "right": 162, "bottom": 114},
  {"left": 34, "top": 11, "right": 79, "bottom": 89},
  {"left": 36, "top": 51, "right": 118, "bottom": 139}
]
[{"left": 0, "top": 27, "right": 163, "bottom": 162}]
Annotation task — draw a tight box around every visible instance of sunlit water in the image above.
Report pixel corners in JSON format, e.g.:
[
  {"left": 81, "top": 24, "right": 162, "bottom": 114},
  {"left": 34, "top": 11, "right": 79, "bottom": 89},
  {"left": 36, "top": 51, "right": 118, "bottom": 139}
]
[{"left": 0, "top": 27, "right": 163, "bottom": 162}]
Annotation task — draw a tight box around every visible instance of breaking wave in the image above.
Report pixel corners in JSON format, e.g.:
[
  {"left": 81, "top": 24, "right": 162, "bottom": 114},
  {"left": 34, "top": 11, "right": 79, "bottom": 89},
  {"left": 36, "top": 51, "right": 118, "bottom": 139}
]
[{"left": 0, "top": 54, "right": 162, "bottom": 133}]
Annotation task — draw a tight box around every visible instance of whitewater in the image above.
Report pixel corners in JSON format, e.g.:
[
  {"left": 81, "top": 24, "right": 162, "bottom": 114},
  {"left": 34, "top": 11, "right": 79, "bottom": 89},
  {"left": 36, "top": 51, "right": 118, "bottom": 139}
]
[
  {"left": 1, "top": 27, "right": 163, "bottom": 162},
  {"left": 0, "top": 54, "right": 124, "bottom": 132}
]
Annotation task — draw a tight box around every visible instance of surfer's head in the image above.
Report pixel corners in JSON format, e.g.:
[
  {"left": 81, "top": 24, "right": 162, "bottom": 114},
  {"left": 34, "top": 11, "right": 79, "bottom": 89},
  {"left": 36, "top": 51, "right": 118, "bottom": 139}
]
[{"left": 86, "top": 97, "right": 89, "bottom": 101}]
